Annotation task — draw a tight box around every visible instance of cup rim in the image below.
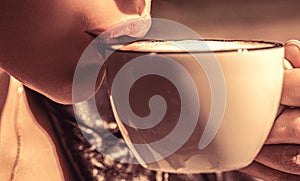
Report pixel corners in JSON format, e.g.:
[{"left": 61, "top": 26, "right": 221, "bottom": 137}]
[{"left": 108, "top": 39, "right": 283, "bottom": 54}]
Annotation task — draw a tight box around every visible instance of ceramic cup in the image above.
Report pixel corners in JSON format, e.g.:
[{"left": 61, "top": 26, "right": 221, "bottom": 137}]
[{"left": 105, "top": 39, "right": 284, "bottom": 173}]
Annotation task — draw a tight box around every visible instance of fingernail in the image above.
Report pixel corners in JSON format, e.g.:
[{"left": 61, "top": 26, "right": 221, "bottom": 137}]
[
  {"left": 285, "top": 40, "right": 300, "bottom": 67},
  {"left": 285, "top": 42, "right": 300, "bottom": 55},
  {"left": 285, "top": 40, "right": 300, "bottom": 50}
]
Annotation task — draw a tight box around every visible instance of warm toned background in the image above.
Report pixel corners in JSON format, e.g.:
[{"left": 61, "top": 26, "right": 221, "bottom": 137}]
[{"left": 152, "top": 0, "right": 300, "bottom": 43}]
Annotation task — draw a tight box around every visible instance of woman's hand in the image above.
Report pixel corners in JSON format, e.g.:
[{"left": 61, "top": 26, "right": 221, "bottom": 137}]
[{"left": 239, "top": 40, "right": 300, "bottom": 181}]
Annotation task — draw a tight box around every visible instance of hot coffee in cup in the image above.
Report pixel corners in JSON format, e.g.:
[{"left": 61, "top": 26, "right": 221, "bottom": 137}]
[{"left": 105, "top": 39, "right": 284, "bottom": 173}]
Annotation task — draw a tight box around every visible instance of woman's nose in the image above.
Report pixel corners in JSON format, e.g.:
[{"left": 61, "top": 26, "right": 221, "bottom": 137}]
[{"left": 114, "top": 0, "right": 149, "bottom": 16}]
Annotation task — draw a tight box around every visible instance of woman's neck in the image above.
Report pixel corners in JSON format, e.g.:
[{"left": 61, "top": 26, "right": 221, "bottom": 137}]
[{"left": 0, "top": 68, "right": 10, "bottom": 116}]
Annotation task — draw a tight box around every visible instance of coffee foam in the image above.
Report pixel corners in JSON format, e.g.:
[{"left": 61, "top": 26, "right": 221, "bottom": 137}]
[{"left": 112, "top": 40, "right": 275, "bottom": 52}]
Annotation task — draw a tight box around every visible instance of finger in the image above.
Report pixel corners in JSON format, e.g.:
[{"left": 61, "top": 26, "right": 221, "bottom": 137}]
[
  {"left": 240, "top": 161, "right": 300, "bottom": 181},
  {"left": 281, "top": 40, "right": 300, "bottom": 106},
  {"left": 281, "top": 69, "right": 300, "bottom": 106},
  {"left": 266, "top": 108, "right": 300, "bottom": 144},
  {"left": 254, "top": 144, "right": 300, "bottom": 175},
  {"left": 285, "top": 40, "right": 300, "bottom": 68}
]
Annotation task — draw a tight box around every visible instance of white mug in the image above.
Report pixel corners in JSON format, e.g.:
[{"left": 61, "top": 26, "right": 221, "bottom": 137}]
[{"left": 105, "top": 39, "right": 284, "bottom": 173}]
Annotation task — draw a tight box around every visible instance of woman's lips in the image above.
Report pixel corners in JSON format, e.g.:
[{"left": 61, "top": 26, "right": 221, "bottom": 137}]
[
  {"left": 86, "top": 18, "right": 152, "bottom": 45},
  {"left": 81, "top": 18, "right": 152, "bottom": 68}
]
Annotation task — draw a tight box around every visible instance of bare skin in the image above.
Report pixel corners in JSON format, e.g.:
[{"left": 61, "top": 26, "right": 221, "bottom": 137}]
[
  {"left": 0, "top": 1, "right": 151, "bottom": 180},
  {"left": 0, "top": 0, "right": 151, "bottom": 104}
]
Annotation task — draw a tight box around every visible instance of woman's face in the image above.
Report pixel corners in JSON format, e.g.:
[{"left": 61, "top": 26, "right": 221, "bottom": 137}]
[{"left": 0, "top": 0, "right": 152, "bottom": 104}]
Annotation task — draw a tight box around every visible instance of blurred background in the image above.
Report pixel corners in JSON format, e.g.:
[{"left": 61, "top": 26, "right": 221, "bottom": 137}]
[{"left": 151, "top": 0, "right": 300, "bottom": 43}]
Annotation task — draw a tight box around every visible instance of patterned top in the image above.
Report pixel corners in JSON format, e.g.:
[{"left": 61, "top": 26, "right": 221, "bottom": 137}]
[{"left": 30, "top": 84, "right": 256, "bottom": 181}]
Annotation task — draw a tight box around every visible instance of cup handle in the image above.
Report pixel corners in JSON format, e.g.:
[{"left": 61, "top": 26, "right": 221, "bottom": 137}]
[{"left": 276, "top": 58, "right": 293, "bottom": 117}]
